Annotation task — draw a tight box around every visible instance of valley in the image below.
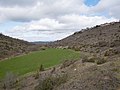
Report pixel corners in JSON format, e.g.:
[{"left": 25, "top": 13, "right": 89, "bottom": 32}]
[{"left": 0, "top": 21, "right": 120, "bottom": 90}]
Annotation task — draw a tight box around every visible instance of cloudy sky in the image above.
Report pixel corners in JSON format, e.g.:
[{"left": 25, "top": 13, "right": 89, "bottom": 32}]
[{"left": 0, "top": 0, "right": 119, "bottom": 41}]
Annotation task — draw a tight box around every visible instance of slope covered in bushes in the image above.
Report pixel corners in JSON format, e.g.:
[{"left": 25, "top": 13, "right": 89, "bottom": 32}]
[{"left": 0, "top": 34, "right": 38, "bottom": 60}]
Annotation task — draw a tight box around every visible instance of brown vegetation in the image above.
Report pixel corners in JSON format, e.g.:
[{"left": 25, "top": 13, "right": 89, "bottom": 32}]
[
  {"left": 0, "top": 33, "right": 40, "bottom": 60},
  {"left": 50, "top": 21, "right": 120, "bottom": 58}
]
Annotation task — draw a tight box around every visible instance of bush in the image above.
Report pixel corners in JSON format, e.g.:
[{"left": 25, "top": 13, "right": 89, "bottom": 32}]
[
  {"left": 35, "top": 74, "right": 67, "bottom": 90},
  {"left": 34, "top": 70, "right": 39, "bottom": 79},
  {"left": 95, "top": 57, "right": 107, "bottom": 65},
  {"left": 51, "top": 67, "right": 56, "bottom": 73},
  {"left": 104, "top": 48, "right": 119, "bottom": 56},
  {"left": 87, "top": 57, "right": 96, "bottom": 63},
  {"left": 37, "top": 77, "right": 54, "bottom": 90},
  {"left": 39, "top": 64, "right": 44, "bottom": 72},
  {"left": 81, "top": 54, "right": 106, "bottom": 65},
  {"left": 60, "top": 60, "right": 76, "bottom": 69},
  {"left": 81, "top": 54, "right": 88, "bottom": 63},
  {"left": 34, "top": 64, "right": 44, "bottom": 79},
  {"left": 40, "top": 46, "right": 47, "bottom": 50},
  {"left": 82, "top": 57, "right": 95, "bottom": 63},
  {"left": 81, "top": 54, "right": 97, "bottom": 63},
  {"left": 2, "top": 72, "right": 18, "bottom": 89}
]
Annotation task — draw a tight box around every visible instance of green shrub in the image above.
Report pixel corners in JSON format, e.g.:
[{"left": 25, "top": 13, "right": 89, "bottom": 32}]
[
  {"left": 40, "top": 46, "right": 47, "bottom": 50},
  {"left": 39, "top": 64, "right": 44, "bottom": 72},
  {"left": 34, "top": 64, "right": 44, "bottom": 79}
]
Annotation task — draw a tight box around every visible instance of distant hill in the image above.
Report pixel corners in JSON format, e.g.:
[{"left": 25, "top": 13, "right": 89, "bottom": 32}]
[
  {"left": 31, "top": 41, "right": 52, "bottom": 45},
  {"left": 51, "top": 21, "right": 120, "bottom": 57},
  {"left": 0, "top": 34, "right": 38, "bottom": 60}
]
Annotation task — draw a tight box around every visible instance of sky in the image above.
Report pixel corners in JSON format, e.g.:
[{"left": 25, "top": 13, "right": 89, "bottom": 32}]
[{"left": 0, "top": 0, "right": 119, "bottom": 41}]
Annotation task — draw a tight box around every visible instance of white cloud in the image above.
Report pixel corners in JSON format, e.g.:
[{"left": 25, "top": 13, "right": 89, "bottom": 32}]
[
  {"left": 90, "top": 0, "right": 120, "bottom": 18},
  {"left": 0, "top": 0, "right": 38, "bottom": 7},
  {"left": 59, "top": 14, "right": 117, "bottom": 29},
  {"left": 0, "top": 0, "right": 89, "bottom": 22},
  {"left": 0, "top": 0, "right": 119, "bottom": 22},
  {"left": 10, "top": 18, "right": 65, "bottom": 31},
  {"left": 5, "top": 15, "right": 117, "bottom": 41},
  {"left": 0, "top": 0, "right": 120, "bottom": 41}
]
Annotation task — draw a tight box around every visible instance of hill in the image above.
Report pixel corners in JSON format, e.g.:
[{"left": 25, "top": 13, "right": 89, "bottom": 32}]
[
  {"left": 51, "top": 21, "right": 120, "bottom": 57},
  {"left": 31, "top": 41, "right": 52, "bottom": 45},
  {"left": 0, "top": 33, "right": 38, "bottom": 60}
]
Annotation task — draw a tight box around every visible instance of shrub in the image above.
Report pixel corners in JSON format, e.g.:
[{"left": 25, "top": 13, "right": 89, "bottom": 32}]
[
  {"left": 82, "top": 57, "right": 95, "bottom": 63},
  {"left": 60, "top": 60, "right": 76, "bottom": 69},
  {"left": 35, "top": 74, "right": 67, "bottom": 90},
  {"left": 104, "top": 48, "right": 119, "bottom": 56},
  {"left": 40, "top": 46, "right": 46, "bottom": 50},
  {"left": 39, "top": 64, "right": 44, "bottom": 72},
  {"left": 95, "top": 58, "right": 107, "bottom": 65},
  {"left": 51, "top": 67, "right": 56, "bottom": 73},
  {"left": 34, "top": 70, "right": 39, "bottom": 79},
  {"left": 95, "top": 25, "right": 100, "bottom": 28},
  {"left": 2, "top": 72, "right": 18, "bottom": 89},
  {"left": 81, "top": 54, "right": 88, "bottom": 63},
  {"left": 81, "top": 54, "right": 106, "bottom": 65},
  {"left": 111, "top": 68, "right": 119, "bottom": 73},
  {"left": 87, "top": 56, "right": 96, "bottom": 63},
  {"left": 34, "top": 64, "right": 44, "bottom": 79},
  {"left": 98, "top": 41, "right": 107, "bottom": 47}
]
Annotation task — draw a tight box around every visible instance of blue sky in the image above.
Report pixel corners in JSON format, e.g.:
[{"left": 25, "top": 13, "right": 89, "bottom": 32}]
[
  {"left": 85, "top": 0, "right": 100, "bottom": 6},
  {"left": 0, "top": 0, "right": 119, "bottom": 41},
  {"left": 0, "top": 21, "right": 23, "bottom": 33}
]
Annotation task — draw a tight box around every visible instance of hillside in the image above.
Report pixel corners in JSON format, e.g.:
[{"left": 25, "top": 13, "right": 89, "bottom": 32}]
[
  {"left": 52, "top": 21, "right": 120, "bottom": 57},
  {"left": 0, "top": 33, "right": 38, "bottom": 60}
]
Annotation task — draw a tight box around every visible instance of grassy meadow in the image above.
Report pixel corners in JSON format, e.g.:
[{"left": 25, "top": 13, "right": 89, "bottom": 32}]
[{"left": 0, "top": 48, "right": 80, "bottom": 78}]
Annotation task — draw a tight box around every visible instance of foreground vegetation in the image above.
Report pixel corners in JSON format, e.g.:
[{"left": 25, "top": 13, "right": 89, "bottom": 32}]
[{"left": 0, "top": 48, "right": 80, "bottom": 78}]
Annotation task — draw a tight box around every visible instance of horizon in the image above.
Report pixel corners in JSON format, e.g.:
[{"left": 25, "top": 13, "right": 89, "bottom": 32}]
[{"left": 0, "top": 0, "right": 120, "bottom": 41}]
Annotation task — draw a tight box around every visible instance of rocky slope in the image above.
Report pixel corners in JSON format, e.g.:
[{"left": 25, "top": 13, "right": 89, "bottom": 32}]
[{"left": 51, "top": 21, "right": 120, "bottom": 57}]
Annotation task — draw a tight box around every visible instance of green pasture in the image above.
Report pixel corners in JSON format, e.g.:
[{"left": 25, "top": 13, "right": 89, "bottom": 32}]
[{"left": 0, "top": 48, "right": 80, "bottom": 78}]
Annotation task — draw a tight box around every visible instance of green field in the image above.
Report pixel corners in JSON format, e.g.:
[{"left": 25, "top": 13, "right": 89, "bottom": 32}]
[{"left": 0, "top": 48, "right": 80, "bottom": 78}]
